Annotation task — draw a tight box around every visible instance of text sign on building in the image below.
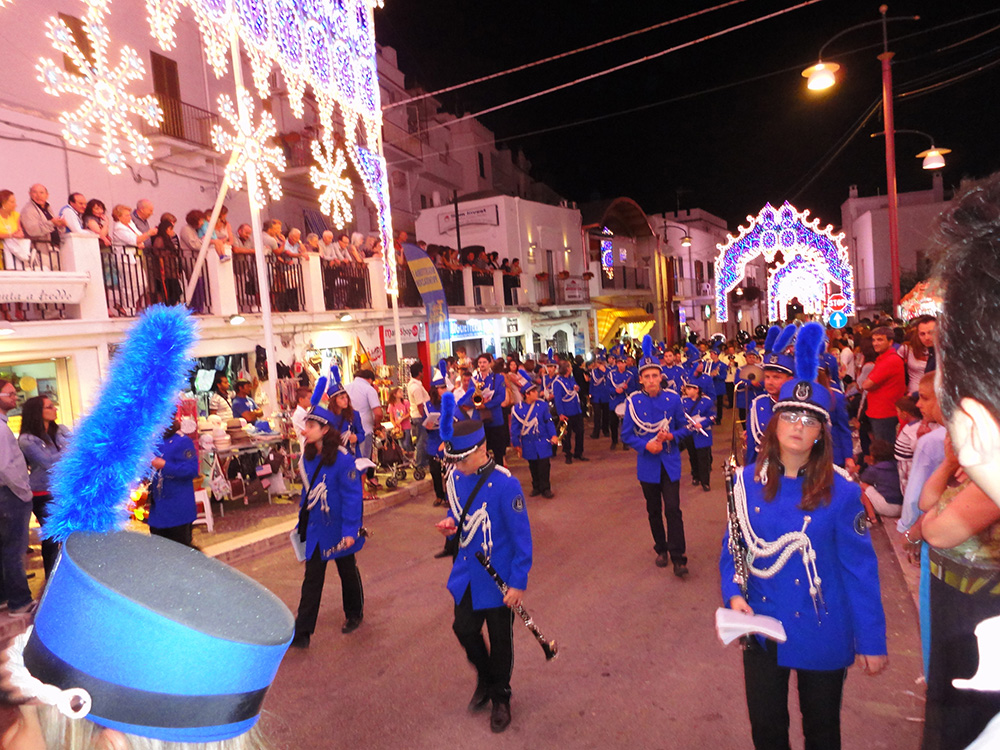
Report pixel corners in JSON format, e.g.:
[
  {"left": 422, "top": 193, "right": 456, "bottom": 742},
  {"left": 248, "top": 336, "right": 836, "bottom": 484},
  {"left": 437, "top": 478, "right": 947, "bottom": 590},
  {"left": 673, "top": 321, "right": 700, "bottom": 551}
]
[
  {"left": 0, "top": 272, "right": 88, "bottom": 304},
  {"left": 556, "top": 277, "right": 590, "bottom": 304},
  {"left": 380, "top": 323, "right": 426, "bottom": 345},
  {"left": 437, "top": 204, "right": 500, "bottom": 234}
]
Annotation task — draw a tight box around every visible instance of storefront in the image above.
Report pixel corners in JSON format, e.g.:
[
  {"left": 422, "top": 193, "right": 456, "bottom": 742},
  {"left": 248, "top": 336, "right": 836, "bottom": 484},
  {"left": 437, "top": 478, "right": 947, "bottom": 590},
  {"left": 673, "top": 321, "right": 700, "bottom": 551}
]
[{"left": 0, "top": 356, "right": 76, "bottom": 434}]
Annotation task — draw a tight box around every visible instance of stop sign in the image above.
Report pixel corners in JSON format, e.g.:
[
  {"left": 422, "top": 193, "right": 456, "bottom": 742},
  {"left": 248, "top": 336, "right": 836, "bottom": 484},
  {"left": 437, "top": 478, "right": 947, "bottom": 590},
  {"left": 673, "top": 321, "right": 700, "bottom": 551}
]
[{"left": 828, "top": 293, "right": 848, "bottom": 312}]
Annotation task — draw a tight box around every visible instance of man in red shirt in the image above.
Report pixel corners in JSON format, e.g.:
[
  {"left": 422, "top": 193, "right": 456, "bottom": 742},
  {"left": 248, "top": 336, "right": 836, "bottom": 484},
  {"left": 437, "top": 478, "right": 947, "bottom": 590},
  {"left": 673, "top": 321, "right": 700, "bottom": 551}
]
[{"left": 862, "top": 327, "right": 907, "bottom": 445}]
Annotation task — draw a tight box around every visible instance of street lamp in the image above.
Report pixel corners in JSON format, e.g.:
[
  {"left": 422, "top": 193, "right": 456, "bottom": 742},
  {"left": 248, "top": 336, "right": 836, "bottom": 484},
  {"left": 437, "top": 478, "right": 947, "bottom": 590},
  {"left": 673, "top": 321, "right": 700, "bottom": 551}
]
[
  {"left": 871, "top": 129, "right": 951, "bottom": 170},
  {"left": 803, "top": 4, "right": 920, "bottom": 313}
]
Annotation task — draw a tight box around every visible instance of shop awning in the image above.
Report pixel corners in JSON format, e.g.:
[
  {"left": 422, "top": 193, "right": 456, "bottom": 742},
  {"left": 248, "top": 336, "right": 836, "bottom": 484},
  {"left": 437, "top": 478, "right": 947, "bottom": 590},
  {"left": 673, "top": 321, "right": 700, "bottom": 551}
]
[{"left": 597, "top": 307, "right": 655, "bottom": 348}]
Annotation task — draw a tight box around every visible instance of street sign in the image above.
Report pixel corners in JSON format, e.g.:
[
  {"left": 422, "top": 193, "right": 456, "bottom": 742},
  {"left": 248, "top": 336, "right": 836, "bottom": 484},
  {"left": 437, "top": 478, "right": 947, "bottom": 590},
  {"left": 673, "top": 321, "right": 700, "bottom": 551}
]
[
  {"left": 827, "top": 293, "right": 848, "bottom": 312},
  {"left": 827, "top": 310, "right": 848, "bottom": 329}
]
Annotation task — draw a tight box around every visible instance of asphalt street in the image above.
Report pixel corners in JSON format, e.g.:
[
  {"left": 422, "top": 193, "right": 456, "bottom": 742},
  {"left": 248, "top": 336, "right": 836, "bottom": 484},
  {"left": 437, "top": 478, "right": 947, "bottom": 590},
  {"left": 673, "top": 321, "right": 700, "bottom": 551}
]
[{"left": 238, "top": 409, "right": 925, "bottom": 750}]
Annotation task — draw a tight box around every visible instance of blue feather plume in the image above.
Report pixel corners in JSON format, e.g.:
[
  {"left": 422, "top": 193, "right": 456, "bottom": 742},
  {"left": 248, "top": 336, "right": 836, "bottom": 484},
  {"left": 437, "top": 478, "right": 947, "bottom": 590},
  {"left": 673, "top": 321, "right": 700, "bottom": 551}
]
[
  {"left": 685, "top": 342, "right": 699, "bottom": 361},
  {"left": 745, "top": 341, "right": 757, "bottom": 355},
  {"left": 438, "top": 358, "right": 448, "bottom": 382},
  {"left": 326, "top": 365, "right": 341, "bottom": 396},
  {"left": 311, "top": 376, "right": 327, "bottom": 407},
  {"left": 642, "top": 334, "right": 653, "bottom": 361},
  {"left": 763, "top": 325, "right": 780, "bottom": 354},
  {"left": 547, "top": 347, "right": 554, "bottom": 362},
  {"left": 440, "top": 392, "right": 456, "bottom": 442},
  {"left": 795, "top": 322, "right": 825, "bottom": 382},
  {"left": 774, "top": 324, "right": 797, "bottom": 354},
  {"left": 46, "top": 305, "right": 197, "bottom": 542}
]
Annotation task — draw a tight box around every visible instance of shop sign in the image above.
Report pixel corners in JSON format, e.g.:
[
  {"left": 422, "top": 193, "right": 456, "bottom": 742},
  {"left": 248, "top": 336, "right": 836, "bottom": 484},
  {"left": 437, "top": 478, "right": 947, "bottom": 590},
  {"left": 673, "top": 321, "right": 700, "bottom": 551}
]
[
  {"left": 449, "top": 318, "right": 494, "bottom": 340},
  {"left": 505, "top": 319, "right": 520, "bottom": 335},
  {"left": 0, "top": 271, "right": 89, "bottom": 304},
  {"left": 381, "top": 323, "right": 425, "bottom": 345},
  {"left": 437, "top": 204, "right": 500, "bottom": 234},
  {"left": 556, "top": 277, "right": 589, "bottom": 304}
]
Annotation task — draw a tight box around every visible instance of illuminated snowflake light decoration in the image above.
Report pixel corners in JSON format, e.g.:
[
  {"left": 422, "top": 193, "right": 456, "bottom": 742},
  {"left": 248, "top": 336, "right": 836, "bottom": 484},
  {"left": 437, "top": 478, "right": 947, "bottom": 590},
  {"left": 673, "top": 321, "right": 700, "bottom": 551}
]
[
  {"left": 348, "top": 143, "right": 396, "bottom": 294},
  {"left": 310, "top": 137, "right": 354, "bottom": 229},
  {"left": 600, "top": 239, "right": 614, "bottom": 280},
  {"left": 211, "top": 88, "right": 286, "bottom": 208},
  {"left": 713, "top": 201, "right": 854, "bottom": 322},
  {"left": 767, "top": 253, "right": 830, "bottom": 321},
  {"left": 37, "top": 0, "right": 163, "bottom": 174}
]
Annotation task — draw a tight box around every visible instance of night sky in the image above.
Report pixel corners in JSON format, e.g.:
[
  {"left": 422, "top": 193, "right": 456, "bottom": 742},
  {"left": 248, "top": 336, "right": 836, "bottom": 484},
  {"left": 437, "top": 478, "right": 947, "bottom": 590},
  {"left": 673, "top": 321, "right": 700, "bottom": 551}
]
[{"left": 374, "top": 0, "right": 1000, "bottom": 229}]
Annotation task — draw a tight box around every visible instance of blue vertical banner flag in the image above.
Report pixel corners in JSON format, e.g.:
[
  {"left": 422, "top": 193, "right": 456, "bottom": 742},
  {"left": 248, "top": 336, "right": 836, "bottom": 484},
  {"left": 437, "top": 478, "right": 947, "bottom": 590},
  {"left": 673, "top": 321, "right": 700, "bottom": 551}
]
[{"left": 403, "top": 243, "right": 451, "bottom": 366}]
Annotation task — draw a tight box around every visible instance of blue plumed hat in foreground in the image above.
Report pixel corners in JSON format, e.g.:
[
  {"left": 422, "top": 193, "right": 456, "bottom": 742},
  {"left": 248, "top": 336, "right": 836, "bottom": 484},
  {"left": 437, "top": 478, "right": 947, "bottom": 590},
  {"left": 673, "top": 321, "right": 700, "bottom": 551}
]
[
  {"left": 775, "top": 321, "right": 832, "bottom": 422},
  {"left": 306, "top": 375, "right": 336, "bottom": 425},
  {"left": 440, "top": 392, "right": 486, "bottom": 461},
  {"left": 24, "top": 305, "right": 293, "bottom": 742},
  {"left": 763, "top": 324, "right": 796, "bottom": 375},
  {"left": 326, "top": 364, "right": 345, "bottom": 397},
  {"left": 638, "top": 334, "right": 660, "bottom": 374}
]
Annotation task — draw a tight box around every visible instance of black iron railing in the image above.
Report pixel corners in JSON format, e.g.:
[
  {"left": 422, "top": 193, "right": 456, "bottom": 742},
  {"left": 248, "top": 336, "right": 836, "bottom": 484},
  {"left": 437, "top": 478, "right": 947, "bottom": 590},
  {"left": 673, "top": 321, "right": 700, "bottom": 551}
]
[
  {"left": 856, "top": 286, "right": 893, "bottom": 310},
  {"left": 2, "top": 239, "right": 66, "bottom": 320},
  {"left": 102, "top": 245, "right": 211, "bottom": 317},
  {"left": 234, "top": 254, "right": 305, "bottom": 314},
  {"left": 143, "top": 96, "right": 219, "bottom": 148},
  {"left": 322, "top": 261, "right": 371, "bottom": 310}
]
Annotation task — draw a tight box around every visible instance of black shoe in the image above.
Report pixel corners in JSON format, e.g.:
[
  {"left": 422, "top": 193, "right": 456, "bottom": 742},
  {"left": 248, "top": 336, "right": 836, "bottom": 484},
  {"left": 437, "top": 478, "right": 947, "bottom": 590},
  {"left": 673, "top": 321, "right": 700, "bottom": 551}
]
[
  {"left": 529, "top": 488, "right": 541, "bottom": 497},
  {"left": 434, "top": 548, "right": 451, "bottom": 559},
  {"left": 575, "top": 455, "right": 589, "bottom": 462},
  {"left": 673, "top": 561, "right": 689, "bottom": 578},
  {"left": 702, "top": 484, "right": 711, "bottom": 492},
  {"left": 468, "top": 683, "right": 490, "bottom": 712},
  {"left": 691, "top": 477, "right": 699, "bottom": 486},
  {"left": 342, "top": 616, "right": 363, "bottom": 634},
  {"left": 565, "top": 456, "right": 572, "bottom": 464},
  {"left": 433, "top": 497, "right": 446, "bottom": 507},
  {"left": 290, "top": 632, "right": 310, "bottom": 649},
  {"left": 610, "top": 443, "right": 617, "bottom": 451},
  {"left": 490, "top": 701, "right": 512, "bottom": 733},
  {"left": 541, "top": 490, "right": 554, "bottom": 499},
  {"left": 655, "top": 552, "right": 670, "bottom": 568},
  {"left": 590, "top": 433, "right": 600, "bottom": 439}
]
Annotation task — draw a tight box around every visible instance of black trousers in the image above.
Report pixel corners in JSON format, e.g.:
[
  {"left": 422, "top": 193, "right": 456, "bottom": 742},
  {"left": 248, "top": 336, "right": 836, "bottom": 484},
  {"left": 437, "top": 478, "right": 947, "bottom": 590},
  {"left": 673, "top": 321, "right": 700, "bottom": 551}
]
[
  {"left": 638, "top": 467, "right": 685, "bottom": 562},
  {"left": 738, "top": 407, "right": 747, "bottom": 424},
  {"left": 453, "top": 587, "right": 515, "bottom": 702},
  {"left": 726, "top": 382, "right": 735, "bottom": 409},
  {"left": 429, "top": 456, "right": 446, "bottom": 502},
  {"left": 150, "top": 522, "right": 193, "bottom": 548},
  {"left": 31, "top": 493, "right": 60, "bottom": 579},
  {"left": 684, "top": 439, "right": 713, "bottom": 488},
  {"left": 743, "top": 638, "right": 847, "bottom": 750},
  {"left": 923, "top": 575, "right": 1000, "bottom": 750},
  {"left": 528, "top": 457, "right": 551, "bottom": 493},
  {"left": 609, "top": 409, "right": 621, "bottom": 445},
  {"left": 591, "top": 402, "right": 610, "bottom": 437},
  {"left": 295, "top": 548, "right": 364, "bottom": 636},
  {"left": 560, "top": 413, "right": 585, "bottom": 457},
  {"left": 715, "top": 395, "right": 726, "bottom": 424},
  {"left": 485, "top": 424, "right": 507, "bottom": 466}
]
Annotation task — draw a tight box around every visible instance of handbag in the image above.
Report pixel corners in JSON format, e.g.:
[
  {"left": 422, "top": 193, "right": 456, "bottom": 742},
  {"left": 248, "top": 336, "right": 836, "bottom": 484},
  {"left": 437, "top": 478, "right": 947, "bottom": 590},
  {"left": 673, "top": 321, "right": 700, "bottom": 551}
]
[
  {"left": 209, "top": 455, "right": 231, "bottom": 500},
  {"left": 5, "top": 237, "right": 33, "bottom": 264},
  {"left": 443, "top": 464, "right": 493, "bottom": 558}
]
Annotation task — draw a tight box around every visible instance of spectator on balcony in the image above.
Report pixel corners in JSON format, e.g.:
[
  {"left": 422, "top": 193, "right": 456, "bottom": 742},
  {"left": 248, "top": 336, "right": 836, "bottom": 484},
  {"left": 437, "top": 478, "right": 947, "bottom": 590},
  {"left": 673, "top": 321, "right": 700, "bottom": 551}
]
[
  {"left": 59, "top": 192, "right": 86, "bottom": 233},
  {"left": 131, "top": 199, "right": 155, "bottom": 250},
  {"left": 82, "top": 198, "right": 111, "bottom": 248},
  {"left": 350, "top": 233, "right": 368, "bottom": 263},
  {"left": 111, "top": 204, "right": 156, "bottom": 250},
  {"left": 196, "top": 208, "right": 231, "bottom": 262},
  {"left": 0, "top": 189, "right": 25, "bottom": 267},
  {"left": 305, "top": 232, "right": 321, "bottom": 254},
  {"left": 487, "top": 251, "right": 500, "bottom": 270},
  {"left": 111, "top": 204, "right": 155, "bottom": 310},
  {"left": 177, "top": 210, "right": 208, "bottom": 312},
  {"left": 215, "top": 204, "right": 237, "bottom": 247},
  {"left": 232, "top": 223, "right": 255, "bottom": 254},
  {"left": 509, "top": 258, "right": 522, "bottom": 278},
  {"left": 283, "top": 228, "right": 304, "bottom": 260},
  {"left": 150, "top": 218, "right": 183, "bottom": 306},
  {"left": 20, "top": 183, "right": 66, "bottom": 252},
  {"left": 500, "top": 258, "right": 511, "bottom": 275}
]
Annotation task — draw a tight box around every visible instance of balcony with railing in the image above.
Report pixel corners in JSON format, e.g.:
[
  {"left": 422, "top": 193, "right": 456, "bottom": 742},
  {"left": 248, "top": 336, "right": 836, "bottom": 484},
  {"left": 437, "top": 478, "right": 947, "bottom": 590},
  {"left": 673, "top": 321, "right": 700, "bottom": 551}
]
[
  {"left": 382, "top": 119, "right": 423, "bottom": 163},
  {"left": 141, "top": 96, "right": 219, "bottom": 149},
  {"left": 856, "top": 286, "right": 893, "bottom": 310}
]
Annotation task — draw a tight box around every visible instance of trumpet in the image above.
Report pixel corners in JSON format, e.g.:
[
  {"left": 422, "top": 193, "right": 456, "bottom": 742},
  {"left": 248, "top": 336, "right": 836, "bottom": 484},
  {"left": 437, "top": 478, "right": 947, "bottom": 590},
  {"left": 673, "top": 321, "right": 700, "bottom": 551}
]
[
  {"left": 472, "top": 379, "right": 485, "bottom": 408},
  {"left": 556, "top": 419, "right": 569, "bottom": 442}
]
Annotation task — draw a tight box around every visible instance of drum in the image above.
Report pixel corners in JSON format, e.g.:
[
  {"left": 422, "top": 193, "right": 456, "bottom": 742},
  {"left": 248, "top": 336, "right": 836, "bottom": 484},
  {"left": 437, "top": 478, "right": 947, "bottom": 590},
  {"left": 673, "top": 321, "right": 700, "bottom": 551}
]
[{"left": 614, "top": 403, "right": 626, "bottom": 417}]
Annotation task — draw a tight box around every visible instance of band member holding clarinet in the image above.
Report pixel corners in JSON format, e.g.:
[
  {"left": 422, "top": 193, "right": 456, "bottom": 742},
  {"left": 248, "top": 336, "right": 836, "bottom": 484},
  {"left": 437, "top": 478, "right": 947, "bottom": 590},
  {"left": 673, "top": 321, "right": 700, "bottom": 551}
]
[
  {"left": 681, "top": 380, "right": 715, "bottom": 492},
  {"left": 622, "top": 335, "right": 691, "bottom": 575},
  {"left": 720, "top": 322, "right": 887, "bottom": 749},
  {"left": 435, "top": 393, "right": 532, "bottom": 734},
  {"left": 554, "top": 360, "right": 587, "bottom": 464}
]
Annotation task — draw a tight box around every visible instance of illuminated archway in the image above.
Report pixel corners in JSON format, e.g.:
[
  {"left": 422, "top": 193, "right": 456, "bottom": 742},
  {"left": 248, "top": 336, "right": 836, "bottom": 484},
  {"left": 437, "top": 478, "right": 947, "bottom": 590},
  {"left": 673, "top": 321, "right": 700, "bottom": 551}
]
[
  {"left": 714, "top": 202, "right": 854, "bottom": 322},
  {"left": 768, "top": 253, "right": 828, "bottom": 320}
]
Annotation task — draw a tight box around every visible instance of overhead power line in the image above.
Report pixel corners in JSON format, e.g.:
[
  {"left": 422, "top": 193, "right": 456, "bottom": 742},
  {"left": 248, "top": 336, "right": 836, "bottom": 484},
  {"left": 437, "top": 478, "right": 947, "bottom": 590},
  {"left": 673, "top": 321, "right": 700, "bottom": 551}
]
[{"left": 384, "top": 0, "right": 748, "bottom": 110}]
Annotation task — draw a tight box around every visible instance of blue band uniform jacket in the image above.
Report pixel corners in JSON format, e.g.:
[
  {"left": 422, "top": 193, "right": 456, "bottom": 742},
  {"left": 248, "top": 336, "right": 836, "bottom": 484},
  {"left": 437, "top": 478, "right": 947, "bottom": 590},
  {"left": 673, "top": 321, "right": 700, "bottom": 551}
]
[
  {"left": 553, "top": 376, "right": 582, "bottom": 417},
  {"left": 706, "top": 361, "right": 729, "bottom": 395},
  {"left": 589, "top": 368, "right": 609, "bottom": 404},
  {"left": 446, "top": 464, "right": 532, "bottom": 610},
  {"left": 681, "top": 395, "right": 715, "bottom": 449},
  {"left": 621, "top": 390, "right": 691, "bottom": 482},
  {"left": 660, "top": 365, "right": 686, "bottom": 395},
  {"left": 299, "top": 446, "right": 365, "bottom": 561},
  {"left": 509, "top": 402, "right": 556, "bottom": 460},
  {"left": 719, "top": 466, "right": 888, "bottom": 671},
  {"left": 458, "top": 372, "right": 504, "bottom": 425},
  {"left": 735, "top": 375, "right": 765, "bottom": 410},
  {"left": 148, "top": 433, "right": 200, "bottom": 529},
  {"left": 333, "top": 411, "right": 366, "bottom": 459},
  {"left": 608, "top": 370, "right": 636, "bottom": 409}
]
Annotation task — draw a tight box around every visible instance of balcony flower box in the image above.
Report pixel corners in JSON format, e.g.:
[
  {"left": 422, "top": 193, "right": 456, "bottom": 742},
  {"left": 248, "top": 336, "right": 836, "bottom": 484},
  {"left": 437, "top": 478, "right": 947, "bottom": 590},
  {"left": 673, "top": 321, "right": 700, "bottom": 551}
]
[
  {"left": 535, "top": 272, "right": 550, "bottom": 281},
  {"left": 582, "top": 271, "right": 595, "bottom": 280},
  {"left": 557, "top": 271, "right": 570, "bottom": 280}
]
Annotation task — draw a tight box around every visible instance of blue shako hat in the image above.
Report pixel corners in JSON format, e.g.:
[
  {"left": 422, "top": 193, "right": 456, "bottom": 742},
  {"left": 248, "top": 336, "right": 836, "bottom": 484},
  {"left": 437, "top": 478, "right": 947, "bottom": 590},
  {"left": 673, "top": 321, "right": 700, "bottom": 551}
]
[
  {"left": 306, "top": 375, "right": 336, "bottom": 425},
  {"left": 774, "top": 321, "right": 831, "bottom": 422},
  {"left": 762, "top": 325, "right": 780, "bottom": 357},
  {"left": 684, "top": 342, "right": 702, "bottom": 372},
  {"left": 520, "top": 380, "right": 539, "bottom": 397},
  {"left": 28, "top": 306, "right": 293, "bottom": 742},
  {"left": 638, "top": 334, "right": 660, "bottom": 374},
  {"left": 439, "top": 392, "right": 485, "bottom": 461},
  {"left": 432, "top": 358, "right": 448, "bottom": 386},
  {"left": 763, "top": 324, "right": 796, "bottom": 374},
  {"left": 744, "top": 340, "right": 758, "bottom": 359},
  {"left": 326, "top": 364, "right": 345, "bottom": 397},
  {"left": 24, "top": 531, "right": 293, "bottom": 742}
]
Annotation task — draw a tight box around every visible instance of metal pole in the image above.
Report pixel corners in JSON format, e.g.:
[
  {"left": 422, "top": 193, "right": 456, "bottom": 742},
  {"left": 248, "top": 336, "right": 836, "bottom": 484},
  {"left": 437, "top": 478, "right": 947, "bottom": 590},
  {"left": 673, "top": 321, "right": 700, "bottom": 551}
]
[
  {"left": 879, "top": 5, "right": 901, "bottom": 314},
  {"left": 230, "top": 29, "right": 278, "bottom": 411},
  {"left": 184, "top": 175, "right": 230, "bottom": 303},
  {"left": 453, "top": 190, "right": 462, "bottom": 255},
  {"left": 390, "top": 284, "right": 403, "bottom": 375}
]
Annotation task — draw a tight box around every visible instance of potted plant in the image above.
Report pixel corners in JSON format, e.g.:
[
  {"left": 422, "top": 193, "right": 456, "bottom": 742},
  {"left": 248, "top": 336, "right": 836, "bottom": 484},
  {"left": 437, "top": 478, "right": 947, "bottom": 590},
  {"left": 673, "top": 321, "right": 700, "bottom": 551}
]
[
  {"left": 535, "top": 272, "right": 550, "bottom": 281},
  {"left": 557, "top": 270, "right": 570, "bottom": 280},
  {"left": 582, "top": 271, "right": 595, "bottom": 280}
]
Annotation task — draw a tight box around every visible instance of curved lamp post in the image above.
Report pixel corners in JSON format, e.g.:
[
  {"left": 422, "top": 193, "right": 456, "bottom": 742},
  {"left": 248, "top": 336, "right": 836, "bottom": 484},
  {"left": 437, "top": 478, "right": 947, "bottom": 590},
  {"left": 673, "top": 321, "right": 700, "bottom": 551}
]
[{"left": 872, "top": 129, "right": 951, "bottom": 170}]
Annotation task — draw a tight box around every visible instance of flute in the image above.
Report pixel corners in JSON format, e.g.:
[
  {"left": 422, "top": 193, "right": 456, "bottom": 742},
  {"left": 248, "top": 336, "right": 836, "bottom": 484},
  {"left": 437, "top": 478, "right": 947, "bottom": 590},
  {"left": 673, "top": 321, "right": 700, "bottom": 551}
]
[{"left": 475, "top": 551, "right": 558, "bottom": 661}]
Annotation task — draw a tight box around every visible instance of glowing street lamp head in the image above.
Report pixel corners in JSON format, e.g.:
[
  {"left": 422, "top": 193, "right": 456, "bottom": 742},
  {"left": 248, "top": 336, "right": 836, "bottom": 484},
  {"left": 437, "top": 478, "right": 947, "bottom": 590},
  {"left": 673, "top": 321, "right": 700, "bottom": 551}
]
[
  {"left": 802, "top": 61, "right": 840, "bottom": 91},
  {"left": 681, "top": 235, "right": 692, "bottom": 247},
  {"left": 916, "top": 146, "right": 950, "bottom": 170}
]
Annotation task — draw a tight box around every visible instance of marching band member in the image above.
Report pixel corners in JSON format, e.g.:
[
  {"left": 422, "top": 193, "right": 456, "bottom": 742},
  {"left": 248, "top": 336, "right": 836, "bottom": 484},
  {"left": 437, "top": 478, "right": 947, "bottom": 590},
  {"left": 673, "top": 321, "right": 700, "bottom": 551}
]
[
  {"left": 660, "top": 348, "right": 686, "bottom": 394},
  {"left": 622, "top": 335, "right": 691, "bottom": 575},
  {"left": 459, "top": 353, "right": 506, "bottom": 465},
  {"left": 735, "top": 342, "right": 765, "bottom": 423},
  {"left": 292, "top": 375, "right": 366, "bottom": 648},
  {"left": 589, "top": 354, "right": 611, "bottom": 439},
  {"left": 509, "top": 381, "right": 558, "bottom": 497},
  {"left": 720, "top": 321, "right": 887, "bottom": 749},
  {"left": 706, "top": 346, "right": 729, "bottom": 425},
  {"left": 745, "top": 325, "right": 796, "bottom": 464},
  {"left": 540, "top": 348, "right": 559, "bottom": 405},
  {"left": 435, "top": 394, "right": 532, "bottom": 734},
  {"left": 326, "top": 365, "right": 365, "bottom": 459},
  {"left": 608, "top": 354, "right": 637, "bottom": 451},
  {"left": 681, "top": 381, "right": 715, "bottom": 492},
  {"left": 554, "top": 360, "right": 587, "bottom": 464},
  {"left": 818, "top": 359, "right": 857, "bottom": 472},
  {"left": 428, "top": 363, "right": 451, "bottom": 508}
]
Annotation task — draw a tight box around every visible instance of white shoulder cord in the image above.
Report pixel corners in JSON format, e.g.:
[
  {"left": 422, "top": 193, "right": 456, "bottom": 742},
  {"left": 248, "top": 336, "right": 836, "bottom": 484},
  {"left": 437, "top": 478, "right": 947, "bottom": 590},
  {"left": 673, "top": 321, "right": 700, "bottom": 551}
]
[
  {"left": 3, "top": 628, "right": 91, "bottom": 720},
  {"left": 749, "top": 396, "right": 767, "bottom": 445},
  {"left": 446, "top": 469, "right": 494, "bottom": 556},
  {"left": 625, "top": 393, "right": 672, "bottom": 436},
  {"left": 513, "top": 404, "right": 539, "bottom": 436},
  {"left": 557, "top": 379, "right": 580, "bottom": 403},
  {"left": 734, "top": 465, "right": 824, "bottom": 615}
]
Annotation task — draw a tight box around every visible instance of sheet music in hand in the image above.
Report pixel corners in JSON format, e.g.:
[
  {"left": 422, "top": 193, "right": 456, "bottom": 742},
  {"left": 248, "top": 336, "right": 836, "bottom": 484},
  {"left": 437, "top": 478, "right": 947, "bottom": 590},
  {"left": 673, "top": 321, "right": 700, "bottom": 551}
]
[{"left": 715, "top": 607, "right": 787, "bottom": 647}]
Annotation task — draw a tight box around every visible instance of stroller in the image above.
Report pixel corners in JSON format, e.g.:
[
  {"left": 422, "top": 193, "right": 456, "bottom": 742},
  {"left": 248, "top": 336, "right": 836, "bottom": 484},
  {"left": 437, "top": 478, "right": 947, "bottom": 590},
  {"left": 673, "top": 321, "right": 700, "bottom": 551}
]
[{"left": 372, "top": 423, "right": 426, "bottom": 489}]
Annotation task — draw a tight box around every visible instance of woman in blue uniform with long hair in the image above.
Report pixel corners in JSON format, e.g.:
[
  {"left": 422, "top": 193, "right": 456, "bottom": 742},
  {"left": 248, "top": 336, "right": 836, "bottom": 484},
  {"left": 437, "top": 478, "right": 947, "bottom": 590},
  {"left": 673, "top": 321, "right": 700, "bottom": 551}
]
[
  {"left": 291, "top": 375, "right": 366, "bottom": 648},
  {"left": 327, "top": 365, "right": 365, "bottom": 459},
  {"left": 147, "top": 416, "right": 200, "bottom": 547},
  {"left": 720, "top": 322, "right": 888, "bottom": 750}
]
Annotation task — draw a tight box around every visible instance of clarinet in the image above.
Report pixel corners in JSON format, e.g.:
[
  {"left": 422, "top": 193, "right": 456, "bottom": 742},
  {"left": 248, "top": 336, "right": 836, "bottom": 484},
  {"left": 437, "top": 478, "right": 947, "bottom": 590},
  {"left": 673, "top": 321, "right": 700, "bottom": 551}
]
[
  {"left": 475, "top": 551, "right": 558, "bottom": 661},
  {"left": 724, "top": 457, "right": 748, "bottom": 600}
]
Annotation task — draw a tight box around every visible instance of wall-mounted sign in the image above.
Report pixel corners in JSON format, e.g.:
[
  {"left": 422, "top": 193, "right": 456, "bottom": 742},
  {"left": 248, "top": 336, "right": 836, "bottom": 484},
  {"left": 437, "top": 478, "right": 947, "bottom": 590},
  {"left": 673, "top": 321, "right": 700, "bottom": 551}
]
[
  {"left": 437, "top": 204, "right": 500, "bottom": 234},
  {"left": 0, "top": 271, "right": 89, "bottom": 304},
  {"left": 380, "top": 323, "right": 425, "bottom": 345},
  {"left": 556, "top": 277, "right": 590, "bottom": 304}
]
